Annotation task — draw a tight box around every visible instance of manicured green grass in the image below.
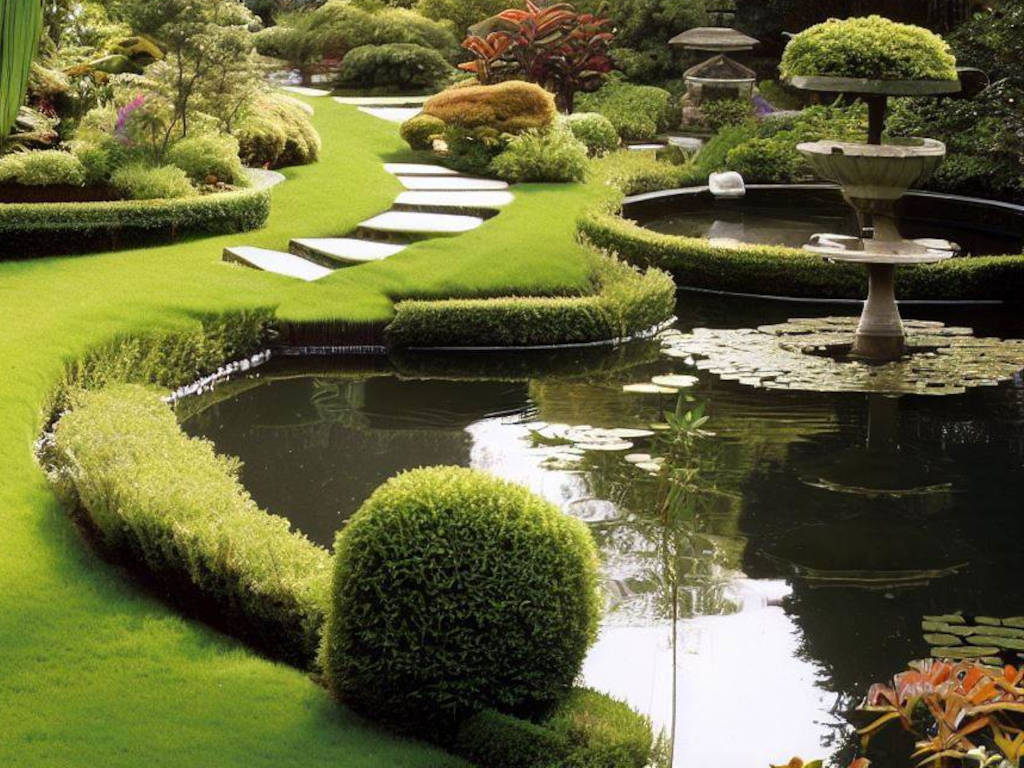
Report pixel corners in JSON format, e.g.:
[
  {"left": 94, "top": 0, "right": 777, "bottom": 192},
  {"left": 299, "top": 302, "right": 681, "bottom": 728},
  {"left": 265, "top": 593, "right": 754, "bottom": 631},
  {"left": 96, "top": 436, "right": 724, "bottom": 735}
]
[{"left": 0, "top": 96, "right": 602, "bottom": 767}]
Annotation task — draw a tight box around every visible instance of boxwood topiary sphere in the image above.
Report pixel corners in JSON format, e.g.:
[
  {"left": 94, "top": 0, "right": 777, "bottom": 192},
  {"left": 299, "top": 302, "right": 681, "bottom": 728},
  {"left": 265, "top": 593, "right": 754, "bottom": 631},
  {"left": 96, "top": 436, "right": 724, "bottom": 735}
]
[
  {"left": 400, "top": 113, "right": 446, "bottom": 150},
  {"left": 780, "top": 15, "right": 957, "bottom": 82},
  {"left": 322, "top": 466, "right": 601, "bottom": 728}
]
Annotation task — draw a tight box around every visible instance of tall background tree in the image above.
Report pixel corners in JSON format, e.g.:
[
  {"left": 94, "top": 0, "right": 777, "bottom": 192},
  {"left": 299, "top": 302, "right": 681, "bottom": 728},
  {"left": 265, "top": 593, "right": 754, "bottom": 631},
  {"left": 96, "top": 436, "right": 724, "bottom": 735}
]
[{"left": 1, "top": 0, "right": 43, "bottom": 140}]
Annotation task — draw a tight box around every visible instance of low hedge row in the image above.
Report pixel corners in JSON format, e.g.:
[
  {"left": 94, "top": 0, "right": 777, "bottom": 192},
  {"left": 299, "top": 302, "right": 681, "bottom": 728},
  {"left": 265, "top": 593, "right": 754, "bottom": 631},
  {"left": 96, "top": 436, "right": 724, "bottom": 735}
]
[
  {"left": 48, "top": 383, "right": 331, "bottom": 667},
  {"left": 0, "top": 185, "right": 270, "bottom": 258},
  {"left": 580, "top": 155, "right": 1024, "bottom": 301},
  {"left": 385, "top": 255, "right": 676, "bottom": 348}
]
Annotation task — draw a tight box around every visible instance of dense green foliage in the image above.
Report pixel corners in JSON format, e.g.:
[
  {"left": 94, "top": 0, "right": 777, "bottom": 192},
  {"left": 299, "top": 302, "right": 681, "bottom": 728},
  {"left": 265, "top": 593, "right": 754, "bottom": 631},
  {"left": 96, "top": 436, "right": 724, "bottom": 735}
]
[
  {"left": 338, "top": 43, "right": 451, "bottom": 90},
  {"left": 563, "top": 112, "right": 620, "bottom": 156},
  {"left": 779, "top": 15, "right": 958, "bottom": 81},
  {"left": 400, "top": 112, "right": 446, "bottom": 149},
  {"left": 235, "top": 93, "right": 321, "bottom": 169},
  {"left": 166, "top": 134, "right": 247, "bottom": 185},
  {"left": 575, "top": 81, "right": 678, "bottom": 141},
  {"left": 424, "top": 81, "right": 557, "bottom": 132},
  {"left": 492, "top": 126, "right": 589, "bottom": 183},
  {"left": 49, "top": 384, "right": 331, "bottom": 666},
  {"left": 453, "top": 710, "right": 571, "bottom": 768},
  {"left": 415, "top": 0, "right": 508, "bottom": 39},
  {"left": 0, "top": 0, "right": 43, "bottom": 138},
  {"left": 0, "top": 149, "right": 87, "bottom": 186},
  {"left": 700, "top": 98, "right": 753, "bottom": 132},
  {"left": 110, "top": 163, "right": 196, "bottom": 200},
  {"left": 322, "top": 466, "right": 601, "bottom": 726}
]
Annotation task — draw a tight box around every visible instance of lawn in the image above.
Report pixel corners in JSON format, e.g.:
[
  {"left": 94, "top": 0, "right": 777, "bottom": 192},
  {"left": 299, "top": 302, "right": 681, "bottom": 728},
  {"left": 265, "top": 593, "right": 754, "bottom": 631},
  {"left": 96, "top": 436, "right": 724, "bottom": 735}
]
[{"left": 0, "top": 96, "right": 602, "bottom": 767}]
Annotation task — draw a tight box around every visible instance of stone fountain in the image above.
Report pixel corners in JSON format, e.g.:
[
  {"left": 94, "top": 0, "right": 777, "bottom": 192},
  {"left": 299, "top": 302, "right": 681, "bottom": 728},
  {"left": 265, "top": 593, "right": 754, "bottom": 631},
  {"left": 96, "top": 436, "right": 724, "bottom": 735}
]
[{"left": 787, "top": 75, "right": 962, "bottom": 361}]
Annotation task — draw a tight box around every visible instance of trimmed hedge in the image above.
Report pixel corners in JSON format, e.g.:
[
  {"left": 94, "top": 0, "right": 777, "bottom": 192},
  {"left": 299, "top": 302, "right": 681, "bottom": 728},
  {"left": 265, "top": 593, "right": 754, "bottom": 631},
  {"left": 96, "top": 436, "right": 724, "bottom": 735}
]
[
  {"left": 338, "top": 43, "right": 451, "bottom": 90},
  {"left": 321, "top": 465, "right": 602, "bottom": 726},
  {"left": 0, "top": 184, "right": 270, "bottom": 257},
  {"left": 48, "top": 384, "right": 331, "bottom": 667},
  {"left": 453, "top": 710, "right": 571, "bottom": 768},
  {"left": 386, "top": 255, "right": 675, "bottom": 348}
]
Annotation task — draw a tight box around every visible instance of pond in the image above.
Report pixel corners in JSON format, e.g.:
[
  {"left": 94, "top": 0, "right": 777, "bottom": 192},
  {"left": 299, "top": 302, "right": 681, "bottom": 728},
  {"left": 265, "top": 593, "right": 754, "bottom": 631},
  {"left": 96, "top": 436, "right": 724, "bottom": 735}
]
[{"left": 181, "top": 295, "right": 1024, "bottom": 767}]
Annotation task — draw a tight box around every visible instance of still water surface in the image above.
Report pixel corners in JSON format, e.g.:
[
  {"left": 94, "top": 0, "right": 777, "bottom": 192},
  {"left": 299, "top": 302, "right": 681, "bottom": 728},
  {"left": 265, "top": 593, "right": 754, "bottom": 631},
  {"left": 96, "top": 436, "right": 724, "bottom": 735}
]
[{"left": 182, "top": 297, "right": 1024, "bottom": 767}]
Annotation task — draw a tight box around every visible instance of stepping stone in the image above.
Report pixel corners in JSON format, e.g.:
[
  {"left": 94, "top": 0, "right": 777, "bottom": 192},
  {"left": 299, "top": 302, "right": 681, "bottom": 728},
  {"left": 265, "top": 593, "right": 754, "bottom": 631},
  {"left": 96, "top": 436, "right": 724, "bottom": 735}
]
[
  {"left": 397, "top": 175, "right": 509, "bottom": 191},
  {"left": 359, "top": 211, "right": 484, "bottom": 235},
  {"left": 395, "top": 190, "right": 515, "bottom": 209},
  {"left": 223, "top": 246, "right": 331, "bottom": 282},
  {"left": 383, "top": 163, "right": 458, "bottom": 176},
  {"left": 627, "top": 143, "right": 667, "bottom": 151},
  {"left": 279, "top": 86, "right": 331, "bottom": 97},
  {"left": 290, "top": 237, "right": 406, "bottom": 265},
  {"left": 333, "top": 95, "right": 430, "bottom": 106},
  {"left": 357, "top": 106, "right": 421, "bottom": 123}
]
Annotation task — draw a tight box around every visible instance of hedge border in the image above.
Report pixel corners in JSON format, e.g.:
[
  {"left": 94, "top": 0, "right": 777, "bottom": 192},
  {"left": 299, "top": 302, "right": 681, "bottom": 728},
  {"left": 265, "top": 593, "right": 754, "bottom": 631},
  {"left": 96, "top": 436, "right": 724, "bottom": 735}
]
[{"left": 578, "top": 182, "right": 1024, "bottom": 302}]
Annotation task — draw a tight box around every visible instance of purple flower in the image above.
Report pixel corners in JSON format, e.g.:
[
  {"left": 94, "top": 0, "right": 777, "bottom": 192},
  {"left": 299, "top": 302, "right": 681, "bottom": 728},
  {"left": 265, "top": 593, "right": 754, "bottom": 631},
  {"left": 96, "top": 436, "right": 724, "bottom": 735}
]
[
  {"left": 753, "top": 94, "right": 775, "bottom": 117},
  {"left": 114, "top": 94, "right": 147, "bottom": 145}
]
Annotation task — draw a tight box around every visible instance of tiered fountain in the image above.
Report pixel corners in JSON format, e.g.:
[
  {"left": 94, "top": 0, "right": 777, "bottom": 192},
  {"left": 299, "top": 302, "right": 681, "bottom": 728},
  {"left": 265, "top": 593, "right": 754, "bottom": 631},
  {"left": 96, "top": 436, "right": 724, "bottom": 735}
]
[{"left": 782, "top": 16, "right": 963, "bottom": 361}]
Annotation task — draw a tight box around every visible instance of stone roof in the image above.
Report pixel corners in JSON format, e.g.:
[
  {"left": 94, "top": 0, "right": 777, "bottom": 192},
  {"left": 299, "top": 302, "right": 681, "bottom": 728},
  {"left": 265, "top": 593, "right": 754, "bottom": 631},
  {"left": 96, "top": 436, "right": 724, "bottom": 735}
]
[
  {"left": 669, "top": 26, "right": 758, "bottom": 52},
  {"left": 684, "top": 54, "right": 756, "bottom": 81}
]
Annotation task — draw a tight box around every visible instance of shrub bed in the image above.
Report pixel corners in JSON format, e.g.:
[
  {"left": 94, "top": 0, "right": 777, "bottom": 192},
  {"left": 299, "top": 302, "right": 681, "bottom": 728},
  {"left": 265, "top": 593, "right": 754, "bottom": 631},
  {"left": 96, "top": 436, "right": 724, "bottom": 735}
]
[
  {"left": 48, "top": 384, "right": 331, "bottom": 667},
  {"left": 321, "top": 465, "right": 602, "bottom": 726},
  {"left": 575, "top": 82, "right": 678, "bottom": 141},
  {"left": 0, "top": 184, "right": 270, "bottom": 258}
]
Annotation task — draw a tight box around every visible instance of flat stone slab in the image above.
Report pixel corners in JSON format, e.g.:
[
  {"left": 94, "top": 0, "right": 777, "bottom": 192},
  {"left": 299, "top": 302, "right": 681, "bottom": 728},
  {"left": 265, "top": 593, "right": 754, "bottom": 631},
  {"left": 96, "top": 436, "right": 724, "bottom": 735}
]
[
  {"left": 628, "top": 143, "right": 667, "bottom": 151},
  {"left": 291, "top": 237, "right": 406, "bottom": 264},
  {"left": 357, "top": 106, "right": 421, "bottom": 123},
  {"left": 333, "top": 95, "right": 430, "bottom": 106},
  {"left": 397, "top": 175, "right": 509, "bottom": 191},
  {"left": 280, "top": 86, "right": 331, "bottom": 97},
  {"left": 359, "top": 210, "right": 484, "bottom": 234},
  {"left": 395, "top": 190, "right": 515, "bottom": 208},
  {"left": 223, "top": 246, "right": 331, "bottom": 282},
  {"left": 383, "top": 163, "right": 458, "bottom": 176}
]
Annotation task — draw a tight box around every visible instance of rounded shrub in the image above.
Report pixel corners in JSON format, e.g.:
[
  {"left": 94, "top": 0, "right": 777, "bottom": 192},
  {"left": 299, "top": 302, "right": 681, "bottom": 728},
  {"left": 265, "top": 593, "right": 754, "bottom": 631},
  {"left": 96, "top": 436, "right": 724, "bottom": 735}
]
[
  {"left": 424, "top": 81, "right": 556, "bottom": 133},
  {"left": 701, "top": 98, "right": 753, "bottom": 132},
  {"left": 337, "top": 43, "right": 451, "bottom": 90},
  {"left": 166, "top": 134, "right": 247, "bottom": 185},
  {"left": 0, "top": 150, "right": 87, "bottom": 186},
  {"left": 322, "top": 466, "right": 601, "bottom": 727},
  {"left": 563, "top": 112, "right": 619, "bottom": 156},
  {"left": 491, "top": 126, "right": 589, "bottom": 183},
  {"left": 111, "top": 163, "right": 196, "bottom": 200},
  {"left": 780, "top": 15, "right": 958, "bottom": 82},
  {"left": 575, "top": 82, "right": 678, "bottom": 141},
  {"left": 400, "top": 112, "right": 446, "bottom": 150},
  {"left": 725, "top": 137, "right": 801, "bottom": 183},
  {"left": 235, "top": 93, "right": 320, "bottom": 168}
]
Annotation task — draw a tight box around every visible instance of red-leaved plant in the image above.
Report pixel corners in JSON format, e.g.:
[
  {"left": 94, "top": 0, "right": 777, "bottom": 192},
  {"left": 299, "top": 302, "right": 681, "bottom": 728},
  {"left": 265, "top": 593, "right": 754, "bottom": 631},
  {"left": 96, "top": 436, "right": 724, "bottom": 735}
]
[{"left": 459, "top": 1, "right": 614, "bottom": 112}]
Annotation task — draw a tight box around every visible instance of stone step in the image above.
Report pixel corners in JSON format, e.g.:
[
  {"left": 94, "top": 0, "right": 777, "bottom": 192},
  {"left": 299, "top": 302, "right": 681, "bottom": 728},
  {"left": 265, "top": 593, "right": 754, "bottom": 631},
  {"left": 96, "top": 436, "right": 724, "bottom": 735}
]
[
  {"left": 358, "top": 211, "right": 484, "bottom": 235},
  {"left": 397, "top": 175, "right": 509, "bottom": 191},
  {"left": 333, "top": 95, "right": 430, "bottom": 106},
  {"left": 290, "top": 237, "right": 406, "bottom": 265},
  {"left": 395, "top": 190, "right": 515, "bottom": 209},
  {"left": 384, "top": 163, "right": 458, "bottom": 176},
  {"left": 223, "top": 246, "right": 332, "bottom": 282},
  {"left": 280, "top": 86, "right": 331, "bottom": 97},
  {"left": 627, "top": 142, "right": 668, "bottom": 151},
  {"left": 357, "top": 106, "right": 421, "bottom": 123}
]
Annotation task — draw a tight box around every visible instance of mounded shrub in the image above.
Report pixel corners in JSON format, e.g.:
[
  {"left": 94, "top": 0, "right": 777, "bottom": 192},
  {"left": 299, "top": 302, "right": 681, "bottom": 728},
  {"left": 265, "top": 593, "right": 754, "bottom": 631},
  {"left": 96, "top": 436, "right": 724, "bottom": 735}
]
[
  {"left": 111, "top": 163, "right": 196, "bottom": 200},
  {"left": 0, "top": 149, "right": 87, "bottom": 186},
  {"left": 725, "top": 137, "right": 801, "bottom": 183},
  {"left": 337, "top": 43, "right": 451, "bottom": 90},
  {"left": 235, "top": 92, "right": 320, "bottom": 168},
  {"left": 563, "top": 112, "right": 620, "bottom": 156},
  {"left": 700, "top": 98, "right": 753, "bottom": 132},
  {"left": 166, "top": 134, "right": 247, "bottom": 185},
  {"left": 400, "top": 112, "right": 446, "bottom": 150},
  {"left": 48, "top": 384, "right": 331, "bottom": 666},
  {"left": 575, "top": 81, "right": 678, "bottom": 141},
  {"left": 310, "top": 1, "right": 457, "bottom": 57},
  {"left": 546, "top": 688, "right": 653, "bottom": 768},
  {"left": 321, "top": 466, "right": 602, "bottom": 726},
  {"left": 491, "top": 126, "right": 589, "bottom": 183},
  {"left": 453, "top": 710, "right": 572, "bottom": 768},
  {"left": 424, "top": 81, "right": 556, "bottom": 133},
  {"left": 779, "top": 15, "right": 958, "bottom": 82},
  {"left": 70, "top": 141, "right": 113, "bottom": 185},
  {"left": 441, "top": 124, "right": 507, "bottom": 176}
]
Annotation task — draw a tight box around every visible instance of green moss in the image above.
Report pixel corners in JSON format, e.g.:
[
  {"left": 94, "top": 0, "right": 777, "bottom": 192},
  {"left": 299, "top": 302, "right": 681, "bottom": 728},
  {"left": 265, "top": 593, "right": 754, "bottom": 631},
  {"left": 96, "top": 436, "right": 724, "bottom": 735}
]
[{"left": 780, "top": 16, "right": 958, "bottom": 81}]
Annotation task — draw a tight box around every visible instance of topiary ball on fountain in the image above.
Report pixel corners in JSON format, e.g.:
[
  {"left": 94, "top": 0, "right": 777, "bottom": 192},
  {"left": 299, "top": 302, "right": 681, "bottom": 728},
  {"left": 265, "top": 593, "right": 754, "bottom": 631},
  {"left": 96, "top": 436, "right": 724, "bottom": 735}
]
[
  {"left": 321, "top": 466, "right": 601, "bottom": 729},
  {"left": 780, "top": 15, "right": 957, "bottom": 82}
]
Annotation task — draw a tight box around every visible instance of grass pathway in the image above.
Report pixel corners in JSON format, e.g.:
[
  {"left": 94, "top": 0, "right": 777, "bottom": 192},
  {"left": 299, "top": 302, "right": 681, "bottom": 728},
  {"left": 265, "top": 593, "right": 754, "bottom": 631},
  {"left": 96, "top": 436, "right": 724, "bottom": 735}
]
[{"left": 0, "top": 96, "right": 602, "bottom": 767}]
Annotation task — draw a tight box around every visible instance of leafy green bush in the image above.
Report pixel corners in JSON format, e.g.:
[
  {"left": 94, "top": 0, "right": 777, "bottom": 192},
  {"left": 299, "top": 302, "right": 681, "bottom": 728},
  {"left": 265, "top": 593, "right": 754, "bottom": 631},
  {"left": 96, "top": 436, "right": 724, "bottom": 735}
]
[
  {"left": 491, "top": 126, "right": 589, "bottom": 183},
  {"left": 0, "top": 150, "right": 87, "bottom": 186},
  {"left": 441, "top": 125, "right": 508, "bottom": 176},
  {"left": 373, "top": 7, "right": 457, "bottom": 55},
  {"left": 779, "top": 15, "right": 957, "bottom": 81},
  {"left": 252, "top": 24, "right": 300, "bottom": 59},
  {"left": 700, "top": 98, "right": 753, "bottom": 132},
  {"left": 111, "top": 163, "right": 196, "bottom": 200},
  {"left": 166, "top": 134, "right": 247, "bottom": 185},
  {"left": 725, "top": 137, "right": 801, "bottom": 183},
  {"left": 49, "top": 384, "right": 331, "bottom": 667},
  {"left": 235, "top": 92, "right": 321, "bottom": 168},
  {"left": 415, "top": 0, "right": 508, "bottom": 43},
  {"left": 453, "top": 710, "right": 572, "bottom": 768},
  {"left": 694, "top": 121, "right": 759, "bottom": 174},
  {"left": 575, "top": 81, "right": 678, "bottom": 141},
  {"left": 309, "top": 1, "right": 457, "bottom": 57},
  {"left": 321, "top": 465, "right": 601, "bottom": 725},
  {"left": 563, "top": 112, "right": 619, "bottom": 156},
  {"left": 337, "top": 43, "right": 451, "bottom": 90},
  {"left": 400, "top": 112, "right": 446, "bottom": 150},
  {"left": 546, "top": 688, "right": 653, "bottom": 768},
  {"left": 70, "top": 141, "right": 113, "bottom": 185},
  {"left": 424, "top": 81, "right": 556, "bottom": 133}
]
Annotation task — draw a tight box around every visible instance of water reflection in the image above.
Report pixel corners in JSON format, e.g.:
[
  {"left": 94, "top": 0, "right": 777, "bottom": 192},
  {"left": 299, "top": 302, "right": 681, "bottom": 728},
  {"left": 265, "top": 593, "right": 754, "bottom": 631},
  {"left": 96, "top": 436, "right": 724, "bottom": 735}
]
[{"left": 180, "top": 304, "right": 1024, "bottom": 767}]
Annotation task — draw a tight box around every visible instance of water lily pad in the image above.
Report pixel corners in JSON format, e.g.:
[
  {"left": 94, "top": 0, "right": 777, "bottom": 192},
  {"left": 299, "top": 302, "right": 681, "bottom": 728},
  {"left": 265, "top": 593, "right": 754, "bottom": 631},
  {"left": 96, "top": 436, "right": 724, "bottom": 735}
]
[
  {"left": 622, "top": 383, "right": 677, "bottom": 394},
  {"left": 575, "top": 441, "right": 634, "bottom": 452},
  {"left": 651, "top": 375, "right": 699, "bottom": 389},
  {"left": 624, "top": 453, "right": 652, "bottom": 464},
  {"left": 611, "top": 428, "right": 655, "bottom": 439}
]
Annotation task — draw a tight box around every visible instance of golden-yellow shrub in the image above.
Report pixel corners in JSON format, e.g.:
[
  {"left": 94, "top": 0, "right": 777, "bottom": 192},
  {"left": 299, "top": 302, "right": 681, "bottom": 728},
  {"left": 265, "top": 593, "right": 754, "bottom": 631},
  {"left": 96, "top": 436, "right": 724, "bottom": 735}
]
[{"left": 423, "top": 80, "right": 556, "bottom": 133}]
